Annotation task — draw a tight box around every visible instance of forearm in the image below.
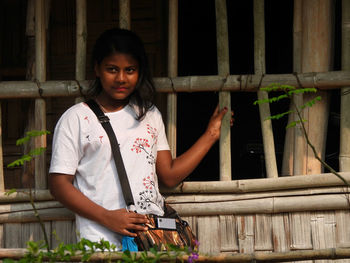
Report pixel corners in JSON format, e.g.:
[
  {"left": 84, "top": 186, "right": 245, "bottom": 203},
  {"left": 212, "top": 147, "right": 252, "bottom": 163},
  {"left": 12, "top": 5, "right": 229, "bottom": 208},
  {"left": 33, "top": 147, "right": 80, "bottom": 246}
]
[
  {"left": 49, "top": 174, "right": 107, "bottom": 226},
  {"left": 157, "top": 130, "right": 217, "bottom": 187}
]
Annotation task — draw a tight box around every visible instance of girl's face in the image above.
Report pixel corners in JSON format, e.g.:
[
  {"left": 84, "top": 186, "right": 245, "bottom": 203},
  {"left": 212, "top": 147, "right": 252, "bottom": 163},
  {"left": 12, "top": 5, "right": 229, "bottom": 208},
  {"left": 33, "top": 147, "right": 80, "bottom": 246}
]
[{"left": 95, "top": 52, "right": 139, "bottom": 109}]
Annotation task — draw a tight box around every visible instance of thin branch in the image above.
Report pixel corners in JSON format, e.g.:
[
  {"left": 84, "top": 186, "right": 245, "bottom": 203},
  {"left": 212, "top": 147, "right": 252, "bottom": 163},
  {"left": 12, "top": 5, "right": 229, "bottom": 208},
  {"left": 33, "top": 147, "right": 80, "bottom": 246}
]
[{"left": 292, "top": 101, "right": 350, "bottom": 186}]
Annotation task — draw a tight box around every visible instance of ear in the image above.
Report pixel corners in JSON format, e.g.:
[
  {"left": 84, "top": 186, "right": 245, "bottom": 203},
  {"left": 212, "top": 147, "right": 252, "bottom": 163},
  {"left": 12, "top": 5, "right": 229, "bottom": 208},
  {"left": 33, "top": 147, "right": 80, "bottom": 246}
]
[{"left": 94, "top": 63, "right": 100, "bottom": 77}]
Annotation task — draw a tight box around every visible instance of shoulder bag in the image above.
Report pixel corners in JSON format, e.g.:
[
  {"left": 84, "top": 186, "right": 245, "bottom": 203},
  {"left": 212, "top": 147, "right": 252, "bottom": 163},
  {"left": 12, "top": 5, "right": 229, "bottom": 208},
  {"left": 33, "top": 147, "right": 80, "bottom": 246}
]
[{"left": 86, "top": 99, "right": 197, "bottom": 251}]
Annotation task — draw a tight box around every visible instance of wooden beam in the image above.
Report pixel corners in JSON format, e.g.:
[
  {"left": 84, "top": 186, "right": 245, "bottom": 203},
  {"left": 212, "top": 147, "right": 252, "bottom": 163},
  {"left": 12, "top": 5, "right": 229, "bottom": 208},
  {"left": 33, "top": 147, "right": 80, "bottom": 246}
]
[
  {"left": 0, "top": 71, "right": 349, "bottom": 98},
  {"left": 215, "top": 0, "right": 232, "bottom": 181},
  {"left": 119, "top": 0, "right": 131, "bottom": 30},
  {"left": 167, "top": 0, "right": 178, "bottom": 158},
  {"left": 299, "top": 0, "right": 332, "bottom": 175},
  {"left": 254, "top": 0, "right": 278, "bottom": 178},
  {"left": 0, "top": 103, "right": 3, "bottom": 192},
  {"left": 340, "top": 0, "right": 350, "bottom": 171},
  {"left": 34, "top": 0, "right": 47, "bottom": 189},
  {"left": 161, "top": 172, "right": 350, "bottom": 194},
  {"left": 74, "top": 0, "right": 87, "bottom": 104},
  {"left": 75, "top": 0, "right": 87, "bottom": 81}
]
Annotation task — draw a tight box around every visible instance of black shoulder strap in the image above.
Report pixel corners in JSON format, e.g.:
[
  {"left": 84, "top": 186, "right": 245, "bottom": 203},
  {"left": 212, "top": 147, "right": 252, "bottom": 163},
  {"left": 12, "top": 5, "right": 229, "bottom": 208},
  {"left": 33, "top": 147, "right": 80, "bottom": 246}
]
[{"left": 85, "top": 99, "right": 135, "bottom": 207}]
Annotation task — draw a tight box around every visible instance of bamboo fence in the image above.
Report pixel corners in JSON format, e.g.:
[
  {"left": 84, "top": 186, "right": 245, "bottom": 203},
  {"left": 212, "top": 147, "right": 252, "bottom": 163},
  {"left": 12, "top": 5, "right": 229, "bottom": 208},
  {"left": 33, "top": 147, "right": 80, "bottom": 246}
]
[{"left": 1, "top": 0, "right": 350, "bottom": 260}]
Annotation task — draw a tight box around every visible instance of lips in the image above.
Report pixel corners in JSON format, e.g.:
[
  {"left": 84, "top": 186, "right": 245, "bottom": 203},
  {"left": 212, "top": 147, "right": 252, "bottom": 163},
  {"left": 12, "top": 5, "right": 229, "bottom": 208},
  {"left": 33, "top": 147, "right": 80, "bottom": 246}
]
[{"left": 113, "top": 87, "right": 128, "bottom": 91}]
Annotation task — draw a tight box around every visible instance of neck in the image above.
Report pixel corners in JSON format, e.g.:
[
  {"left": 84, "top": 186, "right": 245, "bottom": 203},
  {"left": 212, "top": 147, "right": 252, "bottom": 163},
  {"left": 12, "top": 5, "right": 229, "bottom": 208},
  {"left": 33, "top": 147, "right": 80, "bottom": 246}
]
[{"left": 95, "top": 96, "right": 129, "bottom": 113}]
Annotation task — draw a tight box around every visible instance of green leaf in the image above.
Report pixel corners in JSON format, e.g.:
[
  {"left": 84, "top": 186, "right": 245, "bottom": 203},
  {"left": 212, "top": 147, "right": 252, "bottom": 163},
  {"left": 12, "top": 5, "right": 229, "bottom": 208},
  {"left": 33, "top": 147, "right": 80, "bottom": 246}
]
[
  {"left": 286, "top": 119, "right": 307, "bottom": 129},
  {"left": 16, "top": 130, "right": 50, "bottom": 146},
  {"left": 266, "top": 110, "right": 293, "bottom": 121},
  {"left": 300, "top": 96, "right": 321, "bottom": 109},
  {"left": 5, "top": 189, "right": 17, "bottom": 196}
]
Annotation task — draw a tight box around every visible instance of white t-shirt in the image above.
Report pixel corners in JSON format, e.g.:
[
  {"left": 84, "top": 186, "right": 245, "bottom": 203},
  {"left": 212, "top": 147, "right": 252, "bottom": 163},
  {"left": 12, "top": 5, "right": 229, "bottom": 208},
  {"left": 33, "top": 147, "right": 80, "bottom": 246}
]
[{"left": 49, "top": 102, "right": 170, "bottom": 248}]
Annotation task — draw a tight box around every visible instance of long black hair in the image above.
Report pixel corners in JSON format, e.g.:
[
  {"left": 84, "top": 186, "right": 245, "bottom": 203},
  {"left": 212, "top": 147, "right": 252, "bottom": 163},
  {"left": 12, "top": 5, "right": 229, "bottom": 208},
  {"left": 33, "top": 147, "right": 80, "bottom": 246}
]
[{"left": 88, "top": 28, "right": 155, "bottom": 120}]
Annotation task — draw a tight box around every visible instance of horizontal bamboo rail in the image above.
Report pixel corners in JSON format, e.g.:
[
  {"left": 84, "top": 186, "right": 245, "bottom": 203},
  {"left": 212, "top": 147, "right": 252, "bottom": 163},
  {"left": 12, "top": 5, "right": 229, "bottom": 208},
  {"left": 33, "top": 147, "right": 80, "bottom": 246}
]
[
  {"left": 1, "top": 247, "right": 350, "bottom": 262},
  {"left": 0, "top": 71, "right": 349, "bottom": 98},
  {"left": 170, "top": 193, "right": 350, "bottom": 216},
  {"left": 1, "top": 185, "right": 350, "bottom": 221},
  {"left": 0, "top": 172, "right": 349, "bottom": 203},
  {"left": 162, "top": 172, "right": 350, "bottom": 193}
]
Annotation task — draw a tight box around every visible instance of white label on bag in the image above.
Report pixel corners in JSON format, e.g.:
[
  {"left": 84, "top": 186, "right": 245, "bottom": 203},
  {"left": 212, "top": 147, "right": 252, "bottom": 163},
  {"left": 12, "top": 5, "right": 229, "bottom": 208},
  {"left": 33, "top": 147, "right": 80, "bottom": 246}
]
[{"left": 156, "top": 217, "right": 176, "bottom": 230}]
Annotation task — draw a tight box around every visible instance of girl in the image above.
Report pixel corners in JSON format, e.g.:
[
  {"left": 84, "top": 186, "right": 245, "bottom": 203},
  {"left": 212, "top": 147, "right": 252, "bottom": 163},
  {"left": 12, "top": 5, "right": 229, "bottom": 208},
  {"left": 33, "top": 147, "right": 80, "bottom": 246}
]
[{"left": 49, "top": 28, "right": 233, "bottom": 249}]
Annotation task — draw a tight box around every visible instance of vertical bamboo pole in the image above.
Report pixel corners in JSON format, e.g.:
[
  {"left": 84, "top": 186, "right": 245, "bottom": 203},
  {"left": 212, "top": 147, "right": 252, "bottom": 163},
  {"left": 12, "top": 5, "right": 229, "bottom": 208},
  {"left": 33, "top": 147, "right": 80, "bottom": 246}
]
[
  {"left": 119, "top": 0, "right": 131, "bottom": 29},
  {"left": 75, "top": 0, "right": 87, "bottom": 104},
  {"left": 300, "top": 0, "right": 332, "bottom": 175},
  {"left": 0, "top": 104, "right": 4, "bottom": 192},
  {"left": 290, "top": 3, "right": 312, "bottom": 254},
  {"left": 22, "top": 0, "right": 36, "bottom": 188},
  {"left": 167, "top": 0, "right": 178, "bottom": 158},
  {"left": 215, "top": 0, "right": 231, "bottom": 181},
  {"left": 282, "top": 0, "right": 303, "bottom": 176},
  {"left": 292, "top": 0, "right": 306, "bottom": 176},
  {"left": 35, "top": 0, "right": 47, "bottom": 189},
  {"left": 253, "top": 0, "right": 278, "bottom": 178},
  {"left": 340, "top": 0, "right": 350, "bottom": 171}
]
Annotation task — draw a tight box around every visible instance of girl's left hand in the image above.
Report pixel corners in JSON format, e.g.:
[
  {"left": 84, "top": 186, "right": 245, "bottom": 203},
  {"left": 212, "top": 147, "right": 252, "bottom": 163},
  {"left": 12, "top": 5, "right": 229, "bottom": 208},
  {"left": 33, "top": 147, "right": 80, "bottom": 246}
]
[{"left": 205, "top": 105, "right": 234, "bottom": 141}]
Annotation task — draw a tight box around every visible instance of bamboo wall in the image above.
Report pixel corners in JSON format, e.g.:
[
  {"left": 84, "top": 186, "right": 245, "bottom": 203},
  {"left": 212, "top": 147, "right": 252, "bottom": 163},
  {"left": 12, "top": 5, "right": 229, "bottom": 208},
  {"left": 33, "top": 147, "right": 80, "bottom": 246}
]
[{"left": 0, "top": 0, "right": 350, "bottom": 261}]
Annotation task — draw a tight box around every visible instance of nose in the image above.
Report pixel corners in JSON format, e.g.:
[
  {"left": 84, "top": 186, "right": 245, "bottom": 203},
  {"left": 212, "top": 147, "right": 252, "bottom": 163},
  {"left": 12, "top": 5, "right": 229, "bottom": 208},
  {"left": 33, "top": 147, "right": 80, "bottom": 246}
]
[{"left": 116, "top": 70, "right": 126, "bottom": 83}]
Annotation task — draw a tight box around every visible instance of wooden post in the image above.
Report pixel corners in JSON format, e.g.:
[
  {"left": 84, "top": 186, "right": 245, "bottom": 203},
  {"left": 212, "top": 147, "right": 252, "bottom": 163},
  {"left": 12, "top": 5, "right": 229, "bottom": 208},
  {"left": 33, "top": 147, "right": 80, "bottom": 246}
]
[
  {"left": 340, "top": 0, "right": 350, "bottom": 171},
  {"left": 119, "top": 0, "right": 131, "bottom": 30},
  {"left": 22, "top": 0, "right": 36, "bottom": 188},
  {"left": 282, "top": 0, "right": 302, "bottom": 176},
  {"left": 34, "top": 0, "right": 47, "bottom": 189},
  {"left": 289, "top": 1, "right": 312, "bottom": 258},
  {"left": 292, "top": 0, "right": 306, "bottom": 176},
  {"left": 0, "top": 104, "right": 4, "bottom": 192},
  {"left": 253, "top": 0, "right": 278, "bottom": 178},
  {"left": 75, "top": 0, "right": 87, "bottom": 104},
  {"left": 167, "top": 0, "right": 178, "bottom": 158},
  {"left": 215, "top": 0, "right": 232, "bottom": 181},
  {"left": 300, "top": 0, "right": 332, "bottom": 175}
]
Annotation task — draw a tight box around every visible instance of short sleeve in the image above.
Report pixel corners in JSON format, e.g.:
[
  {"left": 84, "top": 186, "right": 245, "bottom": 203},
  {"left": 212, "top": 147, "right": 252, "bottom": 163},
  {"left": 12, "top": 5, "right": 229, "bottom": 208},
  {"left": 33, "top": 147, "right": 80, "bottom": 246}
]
[
  {"left": 49, "top": 110, "right": 82, "bottom": 175},
  {"left": 153, "top": 107, "right": 170, "bottom": 151}
]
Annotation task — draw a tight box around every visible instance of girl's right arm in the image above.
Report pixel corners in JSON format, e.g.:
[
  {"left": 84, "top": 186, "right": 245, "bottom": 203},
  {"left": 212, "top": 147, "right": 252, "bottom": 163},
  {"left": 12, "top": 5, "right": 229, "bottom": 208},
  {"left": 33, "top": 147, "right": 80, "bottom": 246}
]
[{"left": 49, "top": 173, "right": 149, "bottom": 237}]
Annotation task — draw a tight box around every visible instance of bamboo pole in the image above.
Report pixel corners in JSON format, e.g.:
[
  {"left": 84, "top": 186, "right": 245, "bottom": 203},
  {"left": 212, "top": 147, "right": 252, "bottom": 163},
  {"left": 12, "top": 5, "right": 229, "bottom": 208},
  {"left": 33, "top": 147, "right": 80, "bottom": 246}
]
[
  {"left": 74, "top": 0, "right": 87, "bottom": 104},
  {"left": 0, "top": 71, "right": 349, "bottom": 98},
  {"left": 300, "top": 0, "right": 332, "bottom": 175},
  {"left": 0, "top": 190, "right": 52, "bottom": 203},
  {"left": 0, "top": 207, "right": 73, "bottom": 223},
  {"left": 0, "top": 192, "right": 350, "bottom": 221},
  {"left": 0, "top": 175, "right": 349, "bottom": 202},
  {"left": 167, "top": 0, "right": 178, "bottom": 158},
  {"left": 34, "top": 0, "right": 47, "bottom": 189},
  {"left": 169, "top": 194, "right": 350, "bottom": 216},
  {"left": 165, "top": 186, "right": 350, "bottom": 203},
  {"left": 22, "top": 0, "right": 37, "bottom": 188},
  {"left": 0, "top": 104, "right": 3, "bottom": 192},
  {"left": 340, "top": 0, "right": 350, "bottom": 171},
  {"left": 292, "top": 0, "right": 305, "bottom": 176},
  {"left": 2, "top": 247, "right": 350, "bottom": 262},
  {"left": 254, "top": 0, "right": 278, "bottom": 178},
  {"left": 161, "top": 172, "right": 350, "bottom": 194},
  {"left": 215, "top": 0, "right": 232, "bottom": 181},
  {"left": 282, "top": 0, "right": 303, "bottom": 176},
  {"left": 0, "top": 201, "right": 61, "bottom": 214},
  {"left": 119, "top": 0, "right": 131, "bottom": 29}
]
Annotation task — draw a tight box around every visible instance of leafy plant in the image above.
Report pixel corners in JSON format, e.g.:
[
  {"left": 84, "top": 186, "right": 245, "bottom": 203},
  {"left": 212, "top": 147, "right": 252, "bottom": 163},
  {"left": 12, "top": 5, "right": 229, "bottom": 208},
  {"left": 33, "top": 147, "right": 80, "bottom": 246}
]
[
  {"left": 254, "top": 83, "right": 349, "bottom": 186},
  {"left": 6, "top": 130, "right": 51, "bottom": 251},
  {"left": 2, "top": 238, "right": 200, "bottom": 262},
  {"left": 7, "top": 130, "right": 50, "bottom": 168}
]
